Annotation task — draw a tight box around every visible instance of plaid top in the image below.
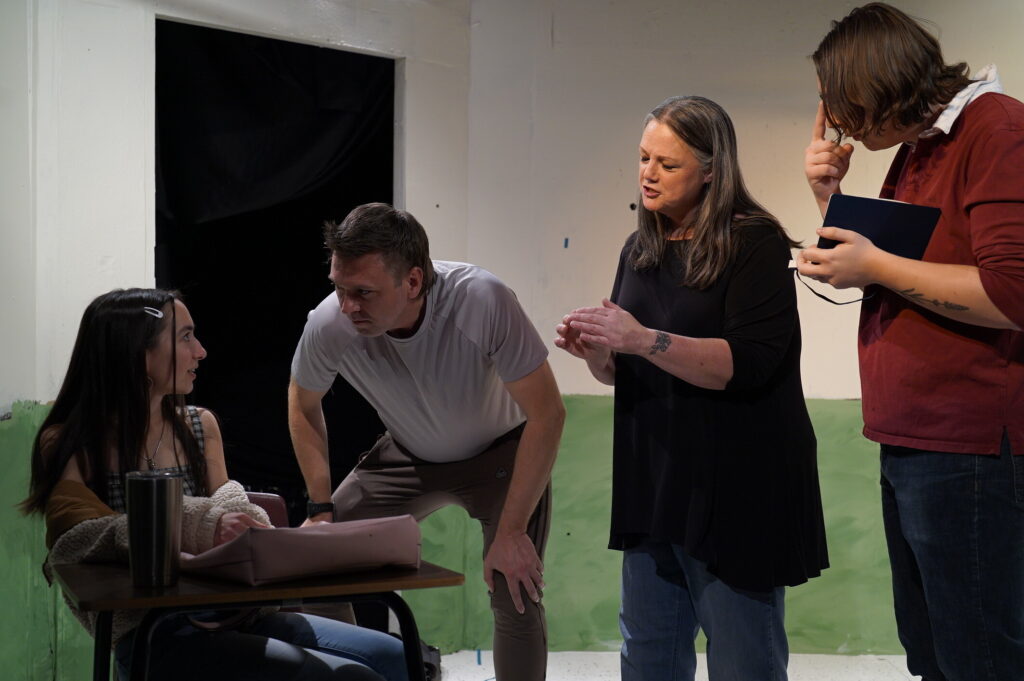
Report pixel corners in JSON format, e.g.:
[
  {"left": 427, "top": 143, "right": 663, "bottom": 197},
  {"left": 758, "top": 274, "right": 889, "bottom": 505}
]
[{"left": 106, "top": 406, "right": 203, "bottom": 512}]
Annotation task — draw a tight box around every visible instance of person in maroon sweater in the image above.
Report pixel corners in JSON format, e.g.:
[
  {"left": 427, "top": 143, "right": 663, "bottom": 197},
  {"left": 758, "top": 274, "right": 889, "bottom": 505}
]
[{"left": 797, "top": 4, "right": 1024, "bottom": 680}]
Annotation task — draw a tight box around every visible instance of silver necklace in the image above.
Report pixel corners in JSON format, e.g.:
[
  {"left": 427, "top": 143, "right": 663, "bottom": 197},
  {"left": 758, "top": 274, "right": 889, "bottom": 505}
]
[{"left": 144, "top": 421, "right": 166, "bottom": 470}]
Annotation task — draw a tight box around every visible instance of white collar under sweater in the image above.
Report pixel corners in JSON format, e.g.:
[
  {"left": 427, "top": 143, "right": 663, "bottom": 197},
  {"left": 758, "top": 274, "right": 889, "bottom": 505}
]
[{"left": 919, "top": 64, "right": 1003, "bottom": 139}]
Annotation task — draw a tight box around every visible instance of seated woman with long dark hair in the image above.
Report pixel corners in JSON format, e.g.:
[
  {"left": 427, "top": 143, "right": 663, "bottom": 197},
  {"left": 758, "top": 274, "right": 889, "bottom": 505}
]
[{"left": 21, "top": 288, "right": 407, "bottom": 681}]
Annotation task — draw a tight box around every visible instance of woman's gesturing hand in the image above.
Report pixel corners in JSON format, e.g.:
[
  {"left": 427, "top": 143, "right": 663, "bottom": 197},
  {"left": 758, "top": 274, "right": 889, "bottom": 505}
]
[
  {"left": 562, "top": 299, "right": 652, "bottom": 355},
  {"left": 555, "top": 314, "right": 612, "bottom": 364}
]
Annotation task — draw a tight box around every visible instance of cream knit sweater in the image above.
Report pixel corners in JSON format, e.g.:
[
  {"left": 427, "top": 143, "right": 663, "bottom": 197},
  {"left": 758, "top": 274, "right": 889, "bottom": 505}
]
[{"left": 44, "top": 479, "right": 270, "bottom": 645}]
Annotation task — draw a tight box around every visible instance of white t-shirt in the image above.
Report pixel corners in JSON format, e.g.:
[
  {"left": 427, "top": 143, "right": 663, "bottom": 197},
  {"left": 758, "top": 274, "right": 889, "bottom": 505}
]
[{"left": 291, "top": 261, "right": 548, "bottom": 462}]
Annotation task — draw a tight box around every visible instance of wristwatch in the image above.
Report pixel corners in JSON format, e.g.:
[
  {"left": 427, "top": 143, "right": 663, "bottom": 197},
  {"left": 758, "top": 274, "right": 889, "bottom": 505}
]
[{"left": 307, "top": 501, "right": 335, "bottom": 517}]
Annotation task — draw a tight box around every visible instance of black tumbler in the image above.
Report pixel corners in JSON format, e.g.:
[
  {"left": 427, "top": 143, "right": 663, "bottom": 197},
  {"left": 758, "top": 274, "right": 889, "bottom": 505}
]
[{"left": 126, "top": 470, "right": 183, "bottom": 587}]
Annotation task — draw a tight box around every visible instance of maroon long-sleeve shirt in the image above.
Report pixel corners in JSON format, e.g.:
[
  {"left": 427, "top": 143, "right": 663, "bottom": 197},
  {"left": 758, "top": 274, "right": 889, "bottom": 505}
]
[{"left": 859, "top": 92, "right": 1024, "bottom": 455}]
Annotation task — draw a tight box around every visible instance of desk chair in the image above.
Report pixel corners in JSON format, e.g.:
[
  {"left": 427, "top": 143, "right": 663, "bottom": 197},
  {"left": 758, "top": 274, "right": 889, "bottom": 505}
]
[{"left": 245, "top": 491, "right": 290, "bottom": 527}]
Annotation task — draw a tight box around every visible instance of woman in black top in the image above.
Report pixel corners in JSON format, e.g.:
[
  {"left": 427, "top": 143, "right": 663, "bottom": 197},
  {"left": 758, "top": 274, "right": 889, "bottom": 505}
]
[{"left": 556, "top": 96, "right": 828, "bottom": 681}]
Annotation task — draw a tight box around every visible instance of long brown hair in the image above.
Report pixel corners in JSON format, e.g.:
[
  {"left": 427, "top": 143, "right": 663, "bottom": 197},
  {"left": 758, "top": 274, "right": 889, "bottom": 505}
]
[
  {"left": 813, "top": 3, "right": 971, "bottom": 140},
  {"left": 631, "top": 95, "right": 797, "bottom": 289},
  {"left": 21, "top": 289, "right": 208, "bottom": 514}
]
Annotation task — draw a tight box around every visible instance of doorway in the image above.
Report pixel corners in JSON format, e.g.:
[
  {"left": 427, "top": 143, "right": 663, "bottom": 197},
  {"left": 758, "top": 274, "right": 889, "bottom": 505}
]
[{"left": 155, "top": 19, "right": 393, "bottom": 525}]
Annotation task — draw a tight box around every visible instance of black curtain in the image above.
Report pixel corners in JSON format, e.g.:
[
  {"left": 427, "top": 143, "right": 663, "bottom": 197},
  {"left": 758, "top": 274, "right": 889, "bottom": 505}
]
[{"left": 155, "top": 20, "right": 392, "bottom": 525}]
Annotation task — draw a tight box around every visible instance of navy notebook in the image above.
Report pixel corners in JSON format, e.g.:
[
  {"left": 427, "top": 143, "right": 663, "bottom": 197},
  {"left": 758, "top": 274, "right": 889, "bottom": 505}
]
[{"left": 817, "top": 194, "right": 941, "bottom": 260}]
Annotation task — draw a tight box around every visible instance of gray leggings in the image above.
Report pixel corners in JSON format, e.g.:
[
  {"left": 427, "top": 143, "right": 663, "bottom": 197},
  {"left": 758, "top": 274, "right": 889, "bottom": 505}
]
[{"left": 332, "top": 427, "right": 550, "bottom": 681}]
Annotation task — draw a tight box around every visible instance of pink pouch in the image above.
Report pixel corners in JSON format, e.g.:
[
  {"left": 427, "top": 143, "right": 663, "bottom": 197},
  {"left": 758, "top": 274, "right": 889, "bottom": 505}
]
[{"left": 180, "top": 515, "right": 421, "bottom": 586}]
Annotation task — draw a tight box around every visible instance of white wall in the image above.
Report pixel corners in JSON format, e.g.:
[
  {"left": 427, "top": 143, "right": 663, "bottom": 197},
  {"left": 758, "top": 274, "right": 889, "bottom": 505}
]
[
  {"left": 0, "top": 0, "right": 470, "bottom": 412},
  {"left": 3, "top": 0, "right": 1022, "bottom": 411},
  {"left": 0, "top": 0, "right": 35, "bottom": 412},
  {"left": 466, "top": 0, "right": 1024, "bottom": 397}
]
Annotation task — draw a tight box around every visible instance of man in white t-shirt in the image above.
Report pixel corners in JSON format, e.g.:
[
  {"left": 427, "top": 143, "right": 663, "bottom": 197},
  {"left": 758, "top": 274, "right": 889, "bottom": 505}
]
[{"left": 288, "top": 202, "right": 564, "bottom": 681}]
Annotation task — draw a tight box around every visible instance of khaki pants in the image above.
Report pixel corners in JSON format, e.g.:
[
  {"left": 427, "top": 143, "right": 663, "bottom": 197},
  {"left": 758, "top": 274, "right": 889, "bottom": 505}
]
[{"left": 332, "top": 426, "right": 550, "bottom": 681}]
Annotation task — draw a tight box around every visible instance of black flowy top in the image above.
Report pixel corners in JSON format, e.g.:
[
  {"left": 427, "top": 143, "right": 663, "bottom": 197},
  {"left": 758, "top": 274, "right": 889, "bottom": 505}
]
[{"left": 609, "top": 222, "right": 828, "bottom": 591}]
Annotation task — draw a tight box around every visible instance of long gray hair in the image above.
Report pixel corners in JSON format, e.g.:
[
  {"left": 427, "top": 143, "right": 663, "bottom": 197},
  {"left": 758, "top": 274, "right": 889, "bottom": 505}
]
[{"left": 630, "top": 95, "right": 797, "bottom": 289}]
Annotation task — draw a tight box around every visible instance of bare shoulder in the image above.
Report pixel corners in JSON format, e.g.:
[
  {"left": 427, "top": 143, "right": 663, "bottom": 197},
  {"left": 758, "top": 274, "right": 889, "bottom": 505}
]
[
  {"left": 191, "top": 407, "right": 229, "bottom": 488},
  {"left": 193, "top": 407, "right": 223, "bottom": 442}
]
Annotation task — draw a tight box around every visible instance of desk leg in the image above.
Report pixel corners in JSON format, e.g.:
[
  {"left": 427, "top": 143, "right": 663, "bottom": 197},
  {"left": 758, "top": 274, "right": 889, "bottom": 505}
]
[
  {"left": 376, "top": 592, "right": 426, "bottom": 681},
  {"left": 94, "top": 611, "right": 112, "bottom": 681}
]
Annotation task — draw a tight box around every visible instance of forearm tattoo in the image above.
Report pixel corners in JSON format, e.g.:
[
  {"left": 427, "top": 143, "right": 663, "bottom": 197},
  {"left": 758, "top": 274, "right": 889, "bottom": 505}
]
[
  {"left": 648, "top": 331, "right": 671, "bottom": 355},
  {"left": 898, "top": 288, "right": 969, "bottom": 312}
]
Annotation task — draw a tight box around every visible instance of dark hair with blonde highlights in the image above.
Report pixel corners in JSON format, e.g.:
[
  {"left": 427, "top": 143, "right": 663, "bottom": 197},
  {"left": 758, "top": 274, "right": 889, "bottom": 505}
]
[
  {"left": 813, "top": 3, "right": 972, "bottom": 140},
  {"left": 631, "top": 95, "right": 798, "bottom": 290}
]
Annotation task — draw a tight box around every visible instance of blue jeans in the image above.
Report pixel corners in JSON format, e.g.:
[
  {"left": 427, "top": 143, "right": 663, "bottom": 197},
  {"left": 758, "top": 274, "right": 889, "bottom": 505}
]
[
  {"left": 620, "top": 541, "right": 788, "bottom": 681},
  {"left": 114, "top": 611, "right": 408, "bottom": 681},
  {"left": 880, "top": 434, "right": 1024, "bottom": 681}
]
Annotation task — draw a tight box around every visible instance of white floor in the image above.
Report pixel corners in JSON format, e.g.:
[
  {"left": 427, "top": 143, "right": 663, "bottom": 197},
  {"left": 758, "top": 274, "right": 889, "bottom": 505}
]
[{"left": 440, "top": 651, "right": 914, "bottom": 681}]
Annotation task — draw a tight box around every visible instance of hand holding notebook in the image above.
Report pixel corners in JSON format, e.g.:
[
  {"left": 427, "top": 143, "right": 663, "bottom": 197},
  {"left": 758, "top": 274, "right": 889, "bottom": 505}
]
[{"left": 816, "top": 194, "right": 940, "bottom": 260}]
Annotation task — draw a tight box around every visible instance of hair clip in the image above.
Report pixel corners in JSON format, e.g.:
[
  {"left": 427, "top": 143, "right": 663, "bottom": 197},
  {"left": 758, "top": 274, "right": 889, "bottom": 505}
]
[{"left": 142, "top": 306, "right": 164, "bottom": 319}]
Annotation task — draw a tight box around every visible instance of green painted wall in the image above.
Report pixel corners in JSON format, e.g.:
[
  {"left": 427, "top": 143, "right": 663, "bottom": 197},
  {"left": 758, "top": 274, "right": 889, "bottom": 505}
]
[
  {"left": 2, "top": 397, "right": 898, "bottom": 680},
  {"left": 407, "top": 396, "right": 899, "bottom": 655},
  {"left": 2, "top": 402, "right": 94, "bottom": 681}
]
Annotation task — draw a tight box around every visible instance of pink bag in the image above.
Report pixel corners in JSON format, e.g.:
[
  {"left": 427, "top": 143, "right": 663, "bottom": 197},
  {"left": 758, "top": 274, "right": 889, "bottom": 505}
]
[{"left": 180, "top": 515, "right": 421, "bottom": 586}]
